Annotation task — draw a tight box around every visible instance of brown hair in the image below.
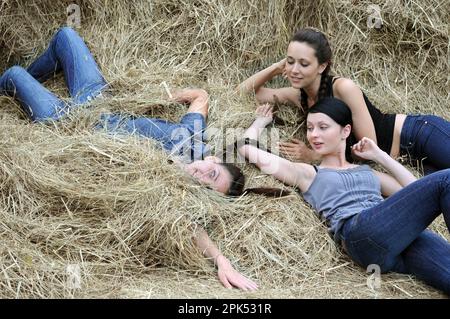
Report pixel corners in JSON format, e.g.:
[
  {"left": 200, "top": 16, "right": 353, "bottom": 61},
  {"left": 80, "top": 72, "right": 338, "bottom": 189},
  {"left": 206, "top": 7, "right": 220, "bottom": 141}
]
[{"left": 220, "top": 163, "right": 290, "bottom": 197}]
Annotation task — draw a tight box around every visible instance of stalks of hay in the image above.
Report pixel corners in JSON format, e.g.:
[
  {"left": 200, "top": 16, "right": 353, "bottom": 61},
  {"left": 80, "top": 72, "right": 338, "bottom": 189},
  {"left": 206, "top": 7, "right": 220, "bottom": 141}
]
[{"left": 0, "top": 0, "right": 448, "bottom": 298}]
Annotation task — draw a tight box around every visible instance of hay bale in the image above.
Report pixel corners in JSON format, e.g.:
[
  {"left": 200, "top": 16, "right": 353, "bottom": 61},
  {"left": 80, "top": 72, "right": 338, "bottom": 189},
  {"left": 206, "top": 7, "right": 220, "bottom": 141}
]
[{"left": 0, "top": 0, "right": 448, "bottom": 298}]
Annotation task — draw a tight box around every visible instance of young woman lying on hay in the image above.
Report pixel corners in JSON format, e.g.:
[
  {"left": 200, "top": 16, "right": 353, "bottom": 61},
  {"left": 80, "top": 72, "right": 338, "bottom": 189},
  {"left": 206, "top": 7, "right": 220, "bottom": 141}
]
[
  {"left": 236, "top": 97, "right": 450, "bottom": 295},
  {"left": 239, "top": 28, "right": 450, "bottom": 174},
  {"left": 0, "top": 27, "right": 258, "bottom": 291}
]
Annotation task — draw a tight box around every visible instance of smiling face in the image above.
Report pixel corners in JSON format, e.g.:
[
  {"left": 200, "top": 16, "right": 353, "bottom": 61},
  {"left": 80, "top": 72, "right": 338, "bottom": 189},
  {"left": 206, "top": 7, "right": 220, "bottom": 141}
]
[
  {"left": 306, "top": 112, "right": 351, "bottom": 155},
  {"left": 285, "top": 41, "right": 328, "bottom": 90},
  {"left": 185, "top": 156, "right": 233, "bottom": 194}
]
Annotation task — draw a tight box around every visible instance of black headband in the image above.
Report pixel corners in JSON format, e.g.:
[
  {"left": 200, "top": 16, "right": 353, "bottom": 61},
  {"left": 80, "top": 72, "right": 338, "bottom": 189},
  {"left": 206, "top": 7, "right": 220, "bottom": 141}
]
[{"left": 308, "top": 97, "right": 352, "bottom": 127}]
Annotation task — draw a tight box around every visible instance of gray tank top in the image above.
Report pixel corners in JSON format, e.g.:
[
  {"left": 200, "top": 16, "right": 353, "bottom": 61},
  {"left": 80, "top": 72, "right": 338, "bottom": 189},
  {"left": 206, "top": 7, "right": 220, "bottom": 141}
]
[{"left": 302, "top": 165, "right": 384, "bottom": 243}]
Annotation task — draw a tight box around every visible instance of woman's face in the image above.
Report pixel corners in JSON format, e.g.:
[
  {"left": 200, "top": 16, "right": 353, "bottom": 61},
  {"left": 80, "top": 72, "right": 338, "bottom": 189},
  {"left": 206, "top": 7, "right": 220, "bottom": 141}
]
[
  {"left": 285, "top": 41, "right": 326, "bottom": 90},
  {"left": 306, "top": 112, "right": 350, "bottom": 155},
  {"left": 185, "top": 156, "right": 232, "bottom": 194}
]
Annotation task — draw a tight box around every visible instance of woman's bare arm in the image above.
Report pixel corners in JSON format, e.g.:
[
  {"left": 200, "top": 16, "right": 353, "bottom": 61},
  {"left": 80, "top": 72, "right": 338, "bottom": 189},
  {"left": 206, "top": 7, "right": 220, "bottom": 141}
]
[
  {"left": 193, "top": 225, "right": 258, "bottom": 291},
  {"left": 237, "top": 104, "right": 316, "bottom": 192},
  {"left": 352, "top": 137, "right": 417, "bottom": 188},
  {"left": 238, "top": 59, "right": 301, "bottom": 106}
]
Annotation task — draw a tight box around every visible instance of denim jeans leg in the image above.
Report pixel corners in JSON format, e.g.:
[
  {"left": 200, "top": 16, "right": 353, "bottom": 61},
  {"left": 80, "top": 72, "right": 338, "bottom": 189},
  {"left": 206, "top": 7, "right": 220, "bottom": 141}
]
[
  {"left": 342, "top": 169, "right": 450, "bottom": 292},
  {"left": 400, "top": 115, "right": 450, "bottom": 172},
  {"left": 0, "top": 66, "right": 66, "bottom": 121},
  {"left": 27, "top": 27, "right": 107, "bottom": 105},
  {"left": 398, "top": 230, "right": 450, "bottom": 294},
  {"left": 419, "top": 115, "right": 450, "bottom": 170}
]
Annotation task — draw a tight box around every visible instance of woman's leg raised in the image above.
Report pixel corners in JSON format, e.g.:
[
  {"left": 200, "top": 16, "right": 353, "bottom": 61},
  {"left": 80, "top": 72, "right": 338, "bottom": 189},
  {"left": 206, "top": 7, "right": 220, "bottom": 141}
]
[
  {"left": 0, "top": 66, "right": 66, "bottom": 121},
  {"left": 27, "top": 27, "right": 107, "bottom": 104},
  {"left": 342, "top": 169, "right": 450, "bottom": 292}
]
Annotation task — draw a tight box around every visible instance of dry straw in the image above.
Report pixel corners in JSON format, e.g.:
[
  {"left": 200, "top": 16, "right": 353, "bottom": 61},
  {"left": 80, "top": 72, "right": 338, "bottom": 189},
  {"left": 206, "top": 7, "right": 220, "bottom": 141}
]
[{"left": 0, "top": 0, "right": 448, "bottom": 298}]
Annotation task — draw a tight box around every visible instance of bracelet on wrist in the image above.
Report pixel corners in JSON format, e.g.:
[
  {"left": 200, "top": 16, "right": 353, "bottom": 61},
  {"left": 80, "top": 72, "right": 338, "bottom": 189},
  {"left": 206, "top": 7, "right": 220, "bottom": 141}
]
[{"left": 234, "top": 138, "right": 270, "bottom": 152}]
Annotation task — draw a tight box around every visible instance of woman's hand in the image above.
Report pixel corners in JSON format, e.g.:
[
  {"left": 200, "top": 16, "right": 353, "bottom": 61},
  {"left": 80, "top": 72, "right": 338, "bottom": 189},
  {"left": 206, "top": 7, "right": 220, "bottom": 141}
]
[
  {"left": 216, "top": 255, "right": 258, "bottom": 291},
  {"left": 351, "top": 137, "right": 384, "bottom": 161},
  {"left": 273, "top": 58, "right": 287, "bottom": 77},
  {"left": 278, "top": 139, "right": 319, "bottom": 162},
  {"left": 254, "top": 104, "right": 274, "bottom": 127}
]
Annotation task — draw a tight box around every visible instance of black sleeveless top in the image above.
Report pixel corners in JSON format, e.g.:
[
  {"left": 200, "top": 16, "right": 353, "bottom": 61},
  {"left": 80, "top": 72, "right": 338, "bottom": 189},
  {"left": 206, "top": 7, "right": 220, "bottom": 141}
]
[{"left": 326, "top": 77, "right": 396, "bottom": 155}]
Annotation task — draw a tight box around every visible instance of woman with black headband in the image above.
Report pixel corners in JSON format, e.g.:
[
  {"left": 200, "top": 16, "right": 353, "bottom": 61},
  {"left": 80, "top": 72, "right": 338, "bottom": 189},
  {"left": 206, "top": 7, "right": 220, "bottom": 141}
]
[
  {"left": 239, "top": 27, "right": 450, "bottom": 174},
  {"left": 238, "top": 97, "right": 450, "bottom": 295}
]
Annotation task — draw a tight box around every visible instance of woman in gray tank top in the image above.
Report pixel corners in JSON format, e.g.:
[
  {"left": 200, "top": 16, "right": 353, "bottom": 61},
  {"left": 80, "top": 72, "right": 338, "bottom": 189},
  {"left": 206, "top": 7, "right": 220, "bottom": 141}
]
[{"left": 237, "top": 97, "right": 450, "bottom": 295}]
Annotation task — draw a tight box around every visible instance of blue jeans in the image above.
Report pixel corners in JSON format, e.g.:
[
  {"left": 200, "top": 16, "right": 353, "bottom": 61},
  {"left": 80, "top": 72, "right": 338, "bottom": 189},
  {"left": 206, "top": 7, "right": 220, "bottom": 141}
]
[
  {"left": 340, "top": 169, "right": 450, "bottom": 294},
  {"left": 400, "top": 115, "right": 450, "bottom": 174},
  {"left": 96, "top": 112, "right": 210, "bottom": 162},
  {"left": 0, "top": 27, "right": 107, "bottom": 121},
  {"left": 0, "top": 27, "right": 209, "bottom": 161}
]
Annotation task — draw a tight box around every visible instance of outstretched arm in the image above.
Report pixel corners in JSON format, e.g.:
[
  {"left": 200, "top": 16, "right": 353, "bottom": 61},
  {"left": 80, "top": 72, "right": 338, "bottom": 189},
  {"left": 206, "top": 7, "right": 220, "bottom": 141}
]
[
  {"left": 237, "top": 59, "right": 301, "bottom": 107},
  {"left": 237, "top": 104, "right": 315, "bottom": 192},
  {"left": 193, "top": 225, "right": 258, "bottom": 291},
  {"left": 171, "top": 88, "right": 209, "bottom": 119},
  {"left": 352, "top": 137, "right": 417, "bottom": 189}
]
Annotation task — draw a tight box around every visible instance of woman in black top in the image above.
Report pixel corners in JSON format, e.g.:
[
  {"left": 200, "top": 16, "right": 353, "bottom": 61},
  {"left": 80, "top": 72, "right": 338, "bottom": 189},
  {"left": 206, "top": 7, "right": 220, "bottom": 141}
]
[{"left": 239, "top": 28, "right": 450, "bottom": 173}]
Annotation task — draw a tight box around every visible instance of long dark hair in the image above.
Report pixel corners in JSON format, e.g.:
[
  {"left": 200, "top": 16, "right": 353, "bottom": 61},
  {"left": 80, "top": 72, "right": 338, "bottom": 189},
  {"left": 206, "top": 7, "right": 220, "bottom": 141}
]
[
  {"left": 219, "top": 163, "right": 290, "bottom": 197},
  {"left": 291, "top": 28, "right": 333, "bottom": 110}
]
